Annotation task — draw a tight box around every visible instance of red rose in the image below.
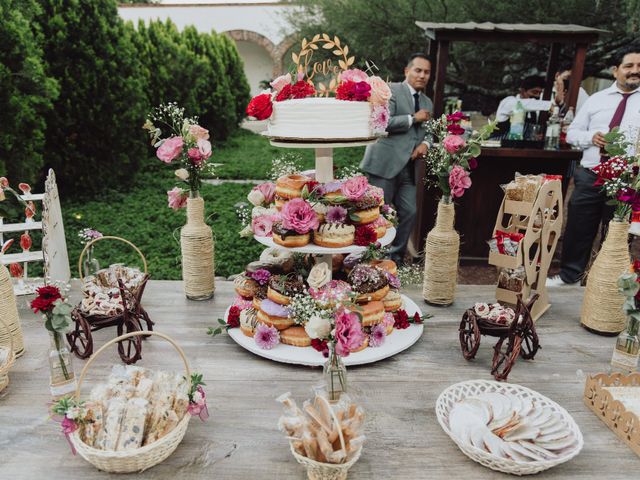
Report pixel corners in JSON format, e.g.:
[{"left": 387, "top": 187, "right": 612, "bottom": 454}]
[
  {"left": 336, "top": 81, "right": 371, "bottom": 101},
  {"left": 311, "top": 338, "right": 329, "bottom": 357},
  {"left": 447, "top": 123, "right": 465, "bottom": 135},
  {"left": 354, "top": 225, "right": 377, "bottom": 246},
  {"left": 246, "top": 94, "right": 273, "bottom": 120},
  {"left": 276, "top": 81, "right": 315, "bottom": 101},
  {"left": 446, "top": 111, "right": 469, "bottom": 123},
  {"left": 394, "top": 309, "right": 410, "bottom": 329},
  {"left": 227, "top": 306, "right": 240, "bottom": 328},
  {"left": 304, "top": 180, "right": 320, "bottom": 193},
  {"left": 31, "top": 285, "right": 62, "bottom": 313}
]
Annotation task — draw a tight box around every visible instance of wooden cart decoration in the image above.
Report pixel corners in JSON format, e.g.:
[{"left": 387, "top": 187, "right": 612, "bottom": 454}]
[
  {"left": 459, "top": 294, "right": 540, "bottom": 381},
  {"left": 488, "top": 178, "right": 563, "bottom": 321},
  {"left": 66, "top": 236, "right": 153, "bottom": 364}
]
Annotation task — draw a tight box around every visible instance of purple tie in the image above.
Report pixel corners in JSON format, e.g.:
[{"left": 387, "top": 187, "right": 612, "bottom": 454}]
[{"left": 600, "top": 92, "right": 635, "bottom": 162}]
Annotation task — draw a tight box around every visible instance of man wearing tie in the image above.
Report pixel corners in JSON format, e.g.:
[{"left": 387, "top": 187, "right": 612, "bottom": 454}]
[
  {"left": 547, "top": 47, "right": 640, "bottom": 287},
  {"left": 361, "top": 53, "right": 433, "bottom": 265}
]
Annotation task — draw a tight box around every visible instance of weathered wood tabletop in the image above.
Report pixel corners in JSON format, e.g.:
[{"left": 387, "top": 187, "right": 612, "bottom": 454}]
[{"left": 2, "top": 280, "right": 638, "bottom": 479}]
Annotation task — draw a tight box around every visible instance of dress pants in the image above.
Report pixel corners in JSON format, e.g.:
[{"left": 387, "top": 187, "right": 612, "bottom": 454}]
[
  {"left": 559, "top": 166, "right": 615, "bottom": 283},
  {"left": 367, "top": 161, "right": 416, "bottom": 264}
]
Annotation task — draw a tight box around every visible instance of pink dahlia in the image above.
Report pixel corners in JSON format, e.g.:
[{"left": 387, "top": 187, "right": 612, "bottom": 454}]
[
  {"left": 448, "top": 165, "right": 472, "bottom": 198},
  {"left": 281, "top": 198, "right": 319, "bottom": 234},
  {"left": 255, "top": 323, "right": 280, "bottom": 350},
  {"left": 334, "top": 308, "right": 366, "bottom": 357}
]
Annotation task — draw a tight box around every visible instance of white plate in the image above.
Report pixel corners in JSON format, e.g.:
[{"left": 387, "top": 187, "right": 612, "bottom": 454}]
[
  {"left": 254, "top": 227, "right": 396, "bottom": 255},
  {"left": 436, "top": 380, "right": 583, "bottom": 475},
  {"left": 226, "top": 294, "right": 424, "bottom": 366}
]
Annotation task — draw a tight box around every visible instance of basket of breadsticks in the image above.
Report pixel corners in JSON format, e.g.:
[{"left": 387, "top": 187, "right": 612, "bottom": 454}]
[
  {"left": 277, "top": 390, "right": 365, "bottom": 480},
  {"left": 50, "top": 331, "right": 208, "bottom": 473}
]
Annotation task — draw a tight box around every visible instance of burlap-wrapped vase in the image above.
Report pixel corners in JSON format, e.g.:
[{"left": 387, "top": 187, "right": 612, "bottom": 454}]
[
  {"left": 0, "top": 262, "right": 24, "bottom": 357},
  {"left": 423, "top": 199, "right": 460, "bottom": 306},
  {"left": 581, "top": 220, "right": 630, "bottom": 334},
  {"left": 180, "top": 196, "right": 215, "bottom": 300}
]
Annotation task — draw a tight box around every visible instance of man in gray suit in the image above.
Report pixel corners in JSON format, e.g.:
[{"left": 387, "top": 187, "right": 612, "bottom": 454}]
[{"left": 361, "top": 53, "right": 433, "bottom": 265}]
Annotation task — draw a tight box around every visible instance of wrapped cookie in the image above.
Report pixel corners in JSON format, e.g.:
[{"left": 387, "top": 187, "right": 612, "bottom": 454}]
[
  {"left": 116, "top": 397, "right": 149, "bottom": 450},
  {"left": 80, "top": 401, "right": 104, "bottom": 447},
  {"left": 101, "top": 398, "right": 126, "bottom": 450}
]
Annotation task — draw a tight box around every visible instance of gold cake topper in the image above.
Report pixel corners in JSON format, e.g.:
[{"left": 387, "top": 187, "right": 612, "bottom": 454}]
[{"left": 291, "top": 34, "right": 356, "bottom": 96}]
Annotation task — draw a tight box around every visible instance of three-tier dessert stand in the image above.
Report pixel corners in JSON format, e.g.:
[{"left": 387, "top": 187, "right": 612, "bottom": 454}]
[{"left": 226, "top": 136, "right": 425, "bottom": 366}]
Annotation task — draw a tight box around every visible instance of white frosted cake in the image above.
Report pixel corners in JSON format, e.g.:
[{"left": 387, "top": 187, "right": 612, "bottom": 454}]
[{"left": 268, "top": 98, "right": 373, "bottom": 140}]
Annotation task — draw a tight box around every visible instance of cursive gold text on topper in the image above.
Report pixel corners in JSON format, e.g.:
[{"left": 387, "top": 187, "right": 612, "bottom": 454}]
[{"left": 291, "top": 34, "right": 356, "bottom": 96}]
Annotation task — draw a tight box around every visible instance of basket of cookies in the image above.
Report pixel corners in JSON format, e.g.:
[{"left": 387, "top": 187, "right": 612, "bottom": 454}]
[
  {"left": 50, "top": 331, "right": 207, "bottom": 473},
  {"left": 278, "top": 390, "right": 365, "bottom": 480},
  {"left": 0, "top": 317, "right": 16, "bottom": 393}
]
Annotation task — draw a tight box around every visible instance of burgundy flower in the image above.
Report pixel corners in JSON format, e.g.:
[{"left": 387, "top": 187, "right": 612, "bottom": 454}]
[
  {"left": 31, "top": 285, "right": 62, "bottom": 313},
  {"left": 310, "top": 338, "right": 330, "bottom": 357},
  {"left": 354, "top": 225, "right": 377, "bottom": 246},
  {"left": 413, "top": 312, "right": 422, "bottom": 324},
  {"left": 446, "top": 111, "right": 469, "bottom": 123},
  {"left": 394, "top": 309, "right": 410, "bottom": 329},
  {"left": 336, "top": 81, "right": 371, "bottom": 102},
  {"left": 227, "top": 306, "right": 241, "bottom": 328},
  {"left": 446, "top": 123, "right": 465, "bottom": 135},
  {"left": 468, "top": 157, "right": 478, "bottom": 170}
]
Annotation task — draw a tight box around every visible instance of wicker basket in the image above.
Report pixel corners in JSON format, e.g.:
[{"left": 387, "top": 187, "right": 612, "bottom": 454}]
[
  {"left": 0, "top": 317, "right": 16, "bottom": 393},
  {"left": 435, "top": 379, "right": 583, "bottom": 475},
  {"left": 289, "top": 394, "right": 362, "bottom": 480},
  {"left": 69, "top": 331, "right": 191, "bottom": 473}
]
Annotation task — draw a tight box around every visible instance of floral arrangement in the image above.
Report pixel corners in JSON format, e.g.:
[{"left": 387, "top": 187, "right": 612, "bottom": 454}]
[
  {"left": 592, "top": 129, "right": 639, "bottom": 222},
  {"left": 424, "top": 112, "right": 496, "bottom": 201},
  {"left": 79, "top": 228, "right": 103, "bottom": 244},
  {"left": 618, "top": 260, "right": 640, "bottom": 320},
  {"left": 245, "top": 68, "right": 391, "bottom": 134},
  {"left": 143, "top": 103, "right": 215, "bottom": 209}
]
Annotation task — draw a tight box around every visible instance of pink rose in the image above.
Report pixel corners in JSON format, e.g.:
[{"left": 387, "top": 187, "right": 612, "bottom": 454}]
[
  {"left": 281, "top": 198, "right": 319, "bottom": 234},
  {"left": 188, "top": 124, "right": 209, "bottom": 141},
  {"left": 442, "top": 135, "right": 466, "bottom": 154},
  {"left": 255, "top": 182, "right": 276, "bottom": 204},
  {"left": 197, "top": 139, "right": 212, "bottom": 159},
  {"left": 270, "top": 73, "right": 292, "bottom": 93},
  {"left": 252, "top": 214, "right": 275, "bottom": 237},
  {"left": 188, "top": 147, "right": 204, "bottom": 166},
  {"left": 167, "top": 187, "right": 188, "bottom": 210},
  {"left": 448, "top": 165, "right": 472, "bottom": 198},
  {"left": 342, "top": 175, "right": 369, "bottom": 201},
  {"left": 334, "top": 308, "right": 366, "bottom": 357},
  {"left": 157, "top": 136, "right": 183, "bottom": 163},
  {"left": 367, "top": 76, "right": 391, "bottom": 106},
  {"left": 340, "top": 69, "right": 368, "bottom": 83}
]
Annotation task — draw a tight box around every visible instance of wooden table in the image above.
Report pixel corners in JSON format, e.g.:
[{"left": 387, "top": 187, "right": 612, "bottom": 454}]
[{"left": 1, "top": 280, "right": 638, "bottom": 479}]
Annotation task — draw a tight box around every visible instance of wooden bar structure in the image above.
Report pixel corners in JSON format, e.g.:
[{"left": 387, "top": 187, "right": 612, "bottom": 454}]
[{"left": 413, "top": 22, "right": 607, "bottom": 259}]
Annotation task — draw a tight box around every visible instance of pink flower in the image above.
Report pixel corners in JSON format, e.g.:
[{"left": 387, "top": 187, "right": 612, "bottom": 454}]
[
  {"left": 61, "top": 416, "right": 78, "bottom": 435},
  {"left": 342, "top": 175, "right": 369, "bottom": 201},
  {"left": 197, "top": 139, "right": 212, "bottom": 159},
  {"left": 326, "top": 205, "right": 347, "bottom": 224},
  {"left": 167, "top": 187, "right": 188, "bottom": 210},
  {"left": 281, "top": 198, "right": 319, "bottom": 234},
  {"left": 188, "top": 386, "right": 209, "bottom": 421},
  {"left": 340, "top": 69, "right": 368, "bottom": 83},
  {"left": 0, "top": 177, "right": 8, "bottom": 187},
  {"left": 188, "top": 147, "right": 203, "bottom": 165},
  {"left": 367, "top": 76, "right": 391, "bottom": 105},
  {"left": 255, "top": 182, "right": 276, "bottom": 204},
  {"left": 270, "top": 73, "right": 292, "bottom": 93},
  {"left": 157, "top": 136, "right": 183, "bottom": 163},
  {"left": 370, "top": 105, "right": 390, "bottom": 133},
  {"left": 188, "top": 124, "right": 209, "bottom": 141},
  {"left": 448, "top": 165, "right": 472, "bottom": 198},
  {"left": 334, "top": 308, "right": 366, "bottom": 357},
  {"left": 255, "top": 323, "right": 280, "bottom": 349},
  {"left": 442, "top": 135, "right": 466, "bottom": 154},
  {"left": 369, "top": 324, "right": 387, "bottom": 347},
  {"left": 252, "top": 214, "right": 275, "bottom": 237}
]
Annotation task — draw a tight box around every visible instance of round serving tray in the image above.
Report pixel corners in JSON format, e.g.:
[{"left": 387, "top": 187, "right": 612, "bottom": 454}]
[
  {"left": 261, "top": 131, "right": 386, "bottom": 149},
  {"left": 254, "top": 227, "right": 396, "bottom": 255},
  {"left": 226, "top": 294, "right": 424, "bottom": 366}
]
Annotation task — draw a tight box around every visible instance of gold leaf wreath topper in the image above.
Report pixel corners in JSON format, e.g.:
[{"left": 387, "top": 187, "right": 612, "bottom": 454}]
[{"left": 291, "top": 33, "right": 356, "bottom": 96}]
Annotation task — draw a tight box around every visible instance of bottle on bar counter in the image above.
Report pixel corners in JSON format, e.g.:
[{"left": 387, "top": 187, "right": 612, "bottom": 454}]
[
  {"left": 508, "top": 101, "right": 526, "bottom": 140},
  {"left": 544, "top": 106, "right": 561, "bottom": 150},
  {"left": 559, "top": 107, "right": 574, "bottom": 148}
]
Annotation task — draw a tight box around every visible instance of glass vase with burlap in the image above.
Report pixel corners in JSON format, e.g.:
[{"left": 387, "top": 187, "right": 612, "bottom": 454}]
[{"left": 181, "top": 193, "right": 215, "bottom": 300}]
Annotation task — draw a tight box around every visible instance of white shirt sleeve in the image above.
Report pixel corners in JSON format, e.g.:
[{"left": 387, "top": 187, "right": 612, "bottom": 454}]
[
  {"left": 567, "top": 99, "right": 596, "bottom": 147},
  {"left": 576, "top": 87, "right": 589, "bottom": 113},
  {"left": 407, "top": 114, "right": 413, "bottom": 127},
  {"left": 496, "top": 96, "right": 516, "bottom": 122}
]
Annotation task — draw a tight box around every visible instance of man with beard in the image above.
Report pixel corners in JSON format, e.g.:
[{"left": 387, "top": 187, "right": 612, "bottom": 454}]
[
  {"left": 361, "top": 53, "right": 433, "bottom": 265},
  {"left": 547, "top": 46, "right": 640, "bottom": 287}
]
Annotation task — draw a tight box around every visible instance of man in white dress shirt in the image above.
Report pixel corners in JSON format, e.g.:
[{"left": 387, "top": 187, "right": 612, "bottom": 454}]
[{"left": 547, "top": 47, "right": 640, "bottom": 286}]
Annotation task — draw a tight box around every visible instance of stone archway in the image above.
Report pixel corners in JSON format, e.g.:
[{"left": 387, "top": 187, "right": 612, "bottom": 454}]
[
  {"left": 224, "top": 30, "right": 278, "bottom": 95},
  {"left": 273, "top": 34, "right": 299, "bottom": 77}
]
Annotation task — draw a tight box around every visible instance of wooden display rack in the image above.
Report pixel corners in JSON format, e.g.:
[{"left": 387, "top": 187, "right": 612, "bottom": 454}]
[{"left": 488, "top": 179, "right": 563, "bottom": 321}]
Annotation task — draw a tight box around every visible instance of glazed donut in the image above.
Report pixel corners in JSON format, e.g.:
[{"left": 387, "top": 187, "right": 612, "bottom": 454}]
[
  {"left": 356, "top": 284, "right": 389, "bottom": 303},
  {"left": 240, "top": 308, "right": 258, "bottom": 337},
  {"left": 369, "top": 217, "right": 388, "bottom": 239},
  {"left": 276, "top": 174, "right": 311, "bottom": 199},
  {"left": 371, "top": 259, "right": 398, "bottom": 276},
  {"left": 267, "top": 275, "right": 304, "bottom": 305},
  {"left": 352, "top": 206, "right": 380, "bottom": 225},
  {"left": 273, "top": 231, "right": 310, "bottom": 248},
  {"left": 252, "top": 296, "right": 262, "bottom": 310},
  {"left": 358, "top": 301, "right": 385, "bottom": 326},
  {"left": 280, "top": 326, "right": 312, "bottom": 347},
  {"left": 382, "top": 289, "right": 403, "bottom": 312},
  {"left": 313, "top": 223, "right": 355, "bottom": 248},
  {"left": 233, "top": 274, "right": 258, "bottom": 299},
  {"left": 259, "top": 247, "right": 294, "bottom": 272},
  {"left": 257, "top": 299, "right": 294, "bottom": 330},
  {"left": 350, "top": 336, "right": 369, "bottom": 353},
  {"left": 349, "top": 264, "right": 390, "bottom": 303}
]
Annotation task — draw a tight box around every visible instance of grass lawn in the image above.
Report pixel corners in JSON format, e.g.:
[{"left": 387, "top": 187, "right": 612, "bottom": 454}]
[{"left": 57, "top": 129, "right": 364, "bottom": 279}]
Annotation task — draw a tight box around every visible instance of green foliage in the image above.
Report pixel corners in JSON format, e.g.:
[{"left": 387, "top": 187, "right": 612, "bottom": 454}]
[
  {"left": 0, "top": 0, "right": 58, "bottom": 183},
  {"left": 36, "top": 0, "right": 148, "bottom": 195}
]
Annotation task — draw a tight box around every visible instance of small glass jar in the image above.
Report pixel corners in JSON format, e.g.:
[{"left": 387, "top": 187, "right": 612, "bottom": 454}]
[
  {"left": 82, "top": 245, "right": 101, "bottom": 277},
  {"left": 48, "top": 331, "right": 77, "bottom": 398},
  {"left": 611, "top": 316, "right": 640, "bottom": 373},
  {"left": 323, "top": 344, "right": 347, "bottom": 403}
]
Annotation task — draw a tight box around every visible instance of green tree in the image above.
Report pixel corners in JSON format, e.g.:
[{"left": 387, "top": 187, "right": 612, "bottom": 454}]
[
  {"left": 0, "top": 0, "right": 58, "bottom": 183},
  {"left": 36, "top": 0, "right": 148, "bottom": 195}
]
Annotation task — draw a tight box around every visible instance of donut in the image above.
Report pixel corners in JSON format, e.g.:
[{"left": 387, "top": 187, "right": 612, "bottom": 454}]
[
  {"left": 352, "top": 206, "right": 380, "bottom": 225},
  {"left": 382, "top": 289, "right": 402, "bottom": 312},
  {"left": 280, "top": 326, "right": 311, "bottom": 347},
  {"left": 383, "top": 311, "right": 395, "bottom": 335},
  {"left": 275, "top": 174, "right": 311, "bottom": 199},
  {"left": 252, "top": 297, "right": 262, "bottom": 310},
  {"left": 240, "top": 308, "right": 258, "bottom": 337},
  {"left": 356, "top": 284, "right": 389, "bottom": 303},
  {"left": 273, "top": 231, "right": 310, "bottom": 248},
  {"left": 267, "top": 275, "right": 304, "bottom": 305},
  {"left": 257, "top": 299, "right": 294, "bottom": 330},
  {"left": 259, "top": 247, "right": 294, "bottom": 272},
  {"left": 358, "top": 301, "right": 385, "bottom": 326},
  {"left": 349, "top": 264, "right": 390, "bottom": 303},
  {"left": 369, "top": 216, "right": 388, "bottom": 239},
  {"left": 313, "top": 223, "right": 355, "bottom": 248},
  {"left": 233, "top": 274, "right": 258, "bottom": 299},
  {"left": 309, "top": 280, "right": 353, "bottom": 307},
  {"left": 371, "top": 259, "right": 398, "bottom": 276},
  {"left": 350, "top": 336, "right": 369, "bottom": 353}
]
